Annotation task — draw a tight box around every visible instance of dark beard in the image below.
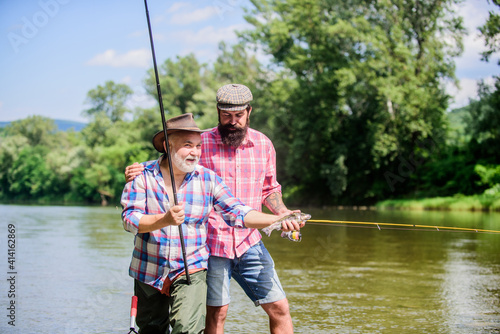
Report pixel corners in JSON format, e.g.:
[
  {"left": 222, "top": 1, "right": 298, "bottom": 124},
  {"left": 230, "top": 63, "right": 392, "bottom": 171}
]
[{"left": 218, "top": 122, "right": 249, "bottom": 148}]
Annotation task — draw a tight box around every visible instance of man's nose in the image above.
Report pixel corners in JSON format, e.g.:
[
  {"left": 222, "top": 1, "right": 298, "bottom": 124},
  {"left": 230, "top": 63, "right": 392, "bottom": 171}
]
[{"left": 191, "top": 147, "right": 201, "bottom": 156}]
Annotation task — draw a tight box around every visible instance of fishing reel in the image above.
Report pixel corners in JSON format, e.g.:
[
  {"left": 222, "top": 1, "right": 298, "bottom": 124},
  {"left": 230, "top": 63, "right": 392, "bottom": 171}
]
[{"left": 281, "top": 231, "right": 302, "bottom": 242}]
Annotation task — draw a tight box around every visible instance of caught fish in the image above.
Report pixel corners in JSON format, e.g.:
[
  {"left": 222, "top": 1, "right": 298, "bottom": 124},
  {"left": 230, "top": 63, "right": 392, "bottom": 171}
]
[{"left": 261, "top": 212, "right": 311, "bottom": 237}]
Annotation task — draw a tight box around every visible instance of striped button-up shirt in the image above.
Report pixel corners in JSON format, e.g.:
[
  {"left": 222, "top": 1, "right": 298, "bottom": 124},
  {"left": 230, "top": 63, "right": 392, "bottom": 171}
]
[
  {"left": 200, "top": 127, "right": 282, "bottom": 258},
  {"left": 121, "top": 157, "right": 253, "bottom": 291}
]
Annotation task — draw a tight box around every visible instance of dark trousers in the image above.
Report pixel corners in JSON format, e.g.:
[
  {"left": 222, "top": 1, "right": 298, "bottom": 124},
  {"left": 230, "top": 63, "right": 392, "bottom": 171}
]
[{"left": 134, "top": 270, "right": 207, "bottom": 334}]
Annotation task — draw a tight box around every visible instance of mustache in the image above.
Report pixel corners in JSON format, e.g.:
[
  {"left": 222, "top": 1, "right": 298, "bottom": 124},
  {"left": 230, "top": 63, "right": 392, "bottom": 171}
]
[
  {"left": 219, "top": 123, "right": 240, "bottom": 130},
  {"left": 218, "top": 123, "right": 248, "bottom": 148},
  {"left": 185, "top": 155, "right": 199, "bottom": 162}
]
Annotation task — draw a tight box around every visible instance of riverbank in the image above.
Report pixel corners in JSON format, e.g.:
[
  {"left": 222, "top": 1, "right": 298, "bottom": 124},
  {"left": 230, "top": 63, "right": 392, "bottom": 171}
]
[
  {"left": 3, "top": 191, "right": 500, "bottom": 212},
  {"left": 376, "top": 192, "right": 500, "bottom": 212}
]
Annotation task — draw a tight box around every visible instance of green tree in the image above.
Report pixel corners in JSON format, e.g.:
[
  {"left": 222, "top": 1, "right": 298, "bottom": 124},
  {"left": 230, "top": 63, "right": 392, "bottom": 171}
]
[
  {"left": 466, "top": 80, "right": 500, "bottom": 161},
  {"left": 242, "top": 0, "right": 465, "bottom": 204},
  {"left": 4, "top": 115, "right": 57, "bottom": 147},
  {"left": 478, "top": 0, "right": 500, "bottom": 64},
  {"left": 7, "top": 146, "right": 53, "bottom": 199},
  {"left": 83, "top": 81, "right": 133, "bottom": 122},
  {"left": 144, "top": 54, "right": 205, "bottom": 117},
  {"left": 212, "top": 41, "right": 280, "bottom": 134},
  {"left": 469, "top": 0, "right": 500, "bottom": 162}
]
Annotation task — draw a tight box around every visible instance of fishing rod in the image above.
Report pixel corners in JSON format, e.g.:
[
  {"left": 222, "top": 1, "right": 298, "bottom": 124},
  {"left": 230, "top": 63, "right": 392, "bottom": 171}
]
[
  {"left": 307, "top": 219, "right": 500, "bottom": 234},
  {"left": 263, "top": 217, "right": 500, "bottom": 243},
  {"left": 143, "top": 0, "right": 190, "bottom": 285}
]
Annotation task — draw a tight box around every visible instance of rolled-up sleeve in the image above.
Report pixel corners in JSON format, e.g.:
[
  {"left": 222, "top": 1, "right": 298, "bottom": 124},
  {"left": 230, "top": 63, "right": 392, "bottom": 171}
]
[
  {"left": 261, "top": 142, "right": 281, "bottom": 203},
  {"left": 121, "top": 175, "right": 147, "bottom": 235}
]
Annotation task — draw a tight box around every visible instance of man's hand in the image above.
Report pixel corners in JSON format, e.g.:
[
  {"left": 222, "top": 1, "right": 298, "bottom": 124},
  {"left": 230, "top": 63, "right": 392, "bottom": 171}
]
[
  {"left": 137, "top": 203, "right": 185, "bottom": 233},
  {"left": 125, "top": 162, "right": 144, "bottom": 183},
  {"left": 163, "top": 204, "right": 185, "bottom": 227},
  {"left": 278, "top": 210, "right": 306, "bottom": 230},
  {"left": 276, "top": 210, "right": 306, "bottom": 232}
]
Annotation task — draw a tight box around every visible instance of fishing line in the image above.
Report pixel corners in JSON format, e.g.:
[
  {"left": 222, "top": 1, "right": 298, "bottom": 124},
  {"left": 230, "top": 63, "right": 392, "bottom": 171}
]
[{"left": 307, "top": 219, "right": 500, "bottom": 234}]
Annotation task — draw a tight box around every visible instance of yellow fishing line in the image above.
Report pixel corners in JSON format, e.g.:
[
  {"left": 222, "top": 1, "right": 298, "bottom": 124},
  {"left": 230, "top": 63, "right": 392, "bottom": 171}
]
[{"left": 308, "top": 219, "right": 500, "bottom": 234}]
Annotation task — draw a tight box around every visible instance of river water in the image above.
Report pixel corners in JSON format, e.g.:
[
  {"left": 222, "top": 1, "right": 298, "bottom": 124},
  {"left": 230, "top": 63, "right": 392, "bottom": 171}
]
[{"left": 0, "top": 204, "right": 499, "bottom": 333}]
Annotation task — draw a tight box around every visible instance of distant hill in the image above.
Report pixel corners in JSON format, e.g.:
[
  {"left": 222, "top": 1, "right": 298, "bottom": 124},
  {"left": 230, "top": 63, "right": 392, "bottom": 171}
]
[
  {"left": 53, "top": 119, "right": 87, "bottom": 131},
  {"left": 0, "top": 119, "right": 87, "bottom": 132}
]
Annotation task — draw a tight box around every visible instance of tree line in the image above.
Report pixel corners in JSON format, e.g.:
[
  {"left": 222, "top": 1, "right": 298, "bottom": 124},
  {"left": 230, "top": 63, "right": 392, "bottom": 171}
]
[{"left": 0, "top": 0, "right": 498, "bottom": 207}]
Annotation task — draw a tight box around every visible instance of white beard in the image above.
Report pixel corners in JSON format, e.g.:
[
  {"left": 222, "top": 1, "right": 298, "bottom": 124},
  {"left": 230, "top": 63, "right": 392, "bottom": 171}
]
[{"left": 172, "top": 151, "right": 199, "bottom": 173}]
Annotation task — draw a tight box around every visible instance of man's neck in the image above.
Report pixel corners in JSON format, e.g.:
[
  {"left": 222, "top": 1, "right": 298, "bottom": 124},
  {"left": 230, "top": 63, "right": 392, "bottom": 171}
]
[{"left": 160, "top": 157, "right": 186, "bottom": 191}]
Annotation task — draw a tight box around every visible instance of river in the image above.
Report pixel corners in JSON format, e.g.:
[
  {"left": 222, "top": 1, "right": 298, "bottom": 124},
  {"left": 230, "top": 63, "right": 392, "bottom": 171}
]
[{"left": 0, "top": 204, "right": 499, "bottom": 333}]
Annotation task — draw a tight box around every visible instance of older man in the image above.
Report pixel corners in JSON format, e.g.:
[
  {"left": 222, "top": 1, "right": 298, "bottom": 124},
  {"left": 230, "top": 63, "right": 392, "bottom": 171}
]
[
  {"left": 121, "top": 113, "right": 302, "bottom": 334},
  {"left": 126, "top": 85, "right": 303, "bottom": 334}
]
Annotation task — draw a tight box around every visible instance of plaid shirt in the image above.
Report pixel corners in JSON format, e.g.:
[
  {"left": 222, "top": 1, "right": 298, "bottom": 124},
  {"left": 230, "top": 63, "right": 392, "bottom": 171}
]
[
  {"left": 121, "top": 156, "right": 253, "bottom": 291},
  {"left": 200, "top": 127, "right": 282, "bottom": 258}
]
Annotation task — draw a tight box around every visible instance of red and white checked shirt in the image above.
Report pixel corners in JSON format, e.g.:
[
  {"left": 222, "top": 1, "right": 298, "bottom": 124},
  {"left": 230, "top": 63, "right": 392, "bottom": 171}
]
[{"left": 200, "top": 127, "right": 282, "bottom": 258}]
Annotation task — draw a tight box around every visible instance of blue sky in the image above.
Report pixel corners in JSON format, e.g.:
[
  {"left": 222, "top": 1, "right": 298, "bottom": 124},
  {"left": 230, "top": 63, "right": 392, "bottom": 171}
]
[{"left": 0, "top": 0, "right": 498, "bottom": 123}]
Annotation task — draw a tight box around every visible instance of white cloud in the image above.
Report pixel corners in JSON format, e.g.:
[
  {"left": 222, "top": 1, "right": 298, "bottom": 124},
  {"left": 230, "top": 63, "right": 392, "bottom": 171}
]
[
  {"left": 458, "top": 1, "right": 492, "bottom": 30},
  {"left": 446, "top": 76, "right": 496, "bottom": 109},
  {"left": 121, "top": 76, "right": 132, "bottom": 84},
  {"left": 129, "top": 29, "right": 146, "bottom": 38},
  {"left": 454, "top": 1, "right": 500, "bottom": 74},
  {"left": 170, "top": 24, "right": 248, "bottom": 47},
  {"left": 86, "top": 49, "right": 151, "bottom": 68},
  {"left": 446, "top": 0, "right": 499, "bottom": 109},
  {"left": 126, "top": 86, "right": 157, "bottom": 110},
  {"left": 167, "top": 2, "right": 190, "bottom": 14},
  {"left": 170, "top": 6, "right": 219, "bottom": 25}
]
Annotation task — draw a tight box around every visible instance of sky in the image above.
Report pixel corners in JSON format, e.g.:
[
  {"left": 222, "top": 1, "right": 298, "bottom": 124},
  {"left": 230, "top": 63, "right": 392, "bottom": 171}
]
[{"left": 0, "top": 0, "right": 498, "bottom": 124}]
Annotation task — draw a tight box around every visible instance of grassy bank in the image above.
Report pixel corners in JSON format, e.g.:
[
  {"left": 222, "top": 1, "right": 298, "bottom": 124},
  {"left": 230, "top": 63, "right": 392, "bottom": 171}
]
[{"left": 377, "top": 193, "right": 500, "bottom": 212}]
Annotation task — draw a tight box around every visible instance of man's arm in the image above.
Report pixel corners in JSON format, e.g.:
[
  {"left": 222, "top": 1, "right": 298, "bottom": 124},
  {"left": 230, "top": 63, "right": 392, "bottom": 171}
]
[
  {"left": 264, "top": 192, "right": 306, "bottom": 229},
  {"left": 137, "top": 204, "right": 185, "bottom": 233},
  {"left": 243, "top": 210, "right": 301, "bottom": 231},
  {"left": 210, "top": 171, "right": 302, "bottom": 231},
  {"left": 264, "top": 192, "right": 289, "bottom": 215},
  {"left": 122, "top": 165, "right": 183, "bottom": 234}
]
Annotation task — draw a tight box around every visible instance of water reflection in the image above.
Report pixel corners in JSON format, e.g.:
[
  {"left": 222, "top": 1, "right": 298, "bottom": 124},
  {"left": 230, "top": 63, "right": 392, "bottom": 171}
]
[{"left": 0, "top": 205, "right": 499, "bottom": 333}]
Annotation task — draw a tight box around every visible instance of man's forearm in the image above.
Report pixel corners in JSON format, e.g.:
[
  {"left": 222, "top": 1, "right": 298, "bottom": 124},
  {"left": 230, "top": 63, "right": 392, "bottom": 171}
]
[
  {"left": 264, "top": 192, "right": 288, "bottom": 215},
  {"left": 138, "top": 214, "right": 168, "bottom": 233},
  {"left": 243, "top": 210, "right": 278, "bottom": 229},
  {"left": 243, "top": 209, "right": 302, "bottom": 231}
]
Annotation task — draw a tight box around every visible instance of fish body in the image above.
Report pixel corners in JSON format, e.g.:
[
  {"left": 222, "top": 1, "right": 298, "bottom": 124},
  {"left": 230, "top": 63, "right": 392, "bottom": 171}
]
[{"left": 261, "top": 212, "right": 311, "bottom": 237}]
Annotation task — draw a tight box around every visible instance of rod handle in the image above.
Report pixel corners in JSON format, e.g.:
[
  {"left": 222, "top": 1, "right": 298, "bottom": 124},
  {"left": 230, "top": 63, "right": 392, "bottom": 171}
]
[{"left": 130, "top": 295, "right": 138, "bottom": 330}]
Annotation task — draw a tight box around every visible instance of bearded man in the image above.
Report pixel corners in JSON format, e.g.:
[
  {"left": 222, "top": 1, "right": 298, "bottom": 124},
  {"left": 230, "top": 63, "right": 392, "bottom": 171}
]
[{"left": 125, "top": 85, "right": 303, "bottom": 334}]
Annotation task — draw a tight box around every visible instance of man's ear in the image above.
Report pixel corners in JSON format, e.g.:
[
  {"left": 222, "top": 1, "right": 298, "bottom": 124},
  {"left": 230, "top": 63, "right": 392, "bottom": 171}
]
[{"left": 162, "top": 140, "right": 173, "bottom": 152}]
